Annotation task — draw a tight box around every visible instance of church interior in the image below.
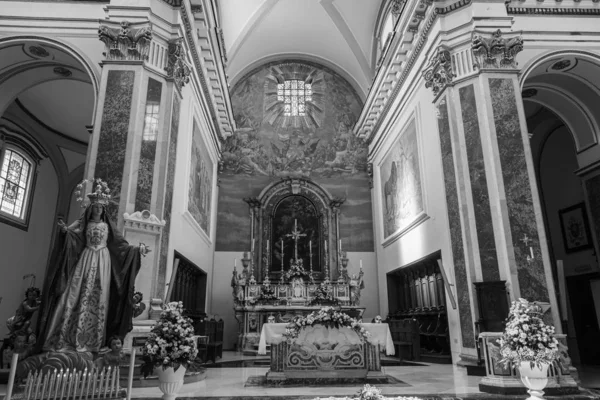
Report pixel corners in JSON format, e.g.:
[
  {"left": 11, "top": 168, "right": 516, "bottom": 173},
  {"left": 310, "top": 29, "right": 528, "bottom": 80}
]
[{"left": 1, "top": 0, "right": 600, "bottom": 399}]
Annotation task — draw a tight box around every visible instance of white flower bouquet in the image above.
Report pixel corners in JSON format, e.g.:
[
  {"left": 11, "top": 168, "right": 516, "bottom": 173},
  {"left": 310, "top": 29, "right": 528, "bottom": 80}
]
[
  {"left": 498, "top": 298, "right": 559, "bottom": 369},
  {"left": 282, "top": 306, "right": 370, "bottom": 342},
  {"left": 140, "top": 301, "right": 198, "bottom": 377}
]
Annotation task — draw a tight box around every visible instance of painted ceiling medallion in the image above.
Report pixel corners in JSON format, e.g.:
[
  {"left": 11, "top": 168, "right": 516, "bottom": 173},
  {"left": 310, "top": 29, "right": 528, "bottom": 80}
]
[
  {"left": 522, "top": 88, "right": 538, "bottom": 98},
  {"left": 263, "top": 63, "right": 325, "bottom": 131},
  {"left": 548, "top": 57, "right": 577, "bottom": 72},
  {"left": 28, "top": 45, "right": 50, "bottom": 58},
  {"left": 53, "top": 66, "right": 72, "bottom": 77}
]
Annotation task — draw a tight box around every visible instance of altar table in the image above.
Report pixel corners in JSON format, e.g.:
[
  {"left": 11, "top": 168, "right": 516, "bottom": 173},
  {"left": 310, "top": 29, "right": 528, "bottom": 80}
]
[
  {"left": 258, "top": 323, "right": 395, "bottom": 355},
  {"left": 259, "top": 323, "right": 394, "bottom": 382}
]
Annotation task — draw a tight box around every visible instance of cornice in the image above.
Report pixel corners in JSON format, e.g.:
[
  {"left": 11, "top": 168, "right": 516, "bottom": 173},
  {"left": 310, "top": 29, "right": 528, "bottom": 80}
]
[
  {"left": 356, "top": 0, "right": 477, "bottom": 145},
  {"left": 180, "top": 2, "right": 234, "bottom": 143},
  {"left": 506, "top": 0, "right": 600, "bottom": 15}
]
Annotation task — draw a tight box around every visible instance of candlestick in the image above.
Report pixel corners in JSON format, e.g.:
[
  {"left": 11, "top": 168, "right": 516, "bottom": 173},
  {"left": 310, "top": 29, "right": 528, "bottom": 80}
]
[
  {"left": 529, "top": 246, "right": 534, "bottom": 260},
  {"left": 360, "top": 259, "right": 363, "bottom": 269},
  {"left": 339, "top": 239, "right": 342, "bottom": 254},
  {"left": 252, "top": 238, "right": 255, "bottom": 252},
  {"left": 235, "top": 258, "right": 237, "bottom": 267},
  {"left": 281, "top": 238, "right": 284, "bottom": 271},
  {"left": 309, "top": 240, "right": 312, "bottom": 271}
]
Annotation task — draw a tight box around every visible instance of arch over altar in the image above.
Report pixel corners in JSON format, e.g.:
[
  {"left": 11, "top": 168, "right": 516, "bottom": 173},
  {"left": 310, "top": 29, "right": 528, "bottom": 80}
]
[{"left": 244, "top": 178, "right": 347, "bottom": 282}]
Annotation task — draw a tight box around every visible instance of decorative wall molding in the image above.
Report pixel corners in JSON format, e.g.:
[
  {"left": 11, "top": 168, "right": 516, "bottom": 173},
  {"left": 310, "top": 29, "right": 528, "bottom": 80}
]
[
  {"left": 423, "top": 45, "right": 455, "bottom": 97},
  {"left": 471, "top": 29, "right": 523, "bottom": 71},
  {"left": 180, "top": 4, "right": 235, "bottom": 141},
  {"left": 354, "top": 0, "right": 473, "bottom": 143},
  {"left": 165, "top": 38, "right": 191, "bottom": 91},
  {"left": 123, "top": 210, "right": 166, "bottom": 233},
  {"left": 506, "top": 0, "right": 600, "bottom": 15},
  {"left": 98, "top": 20, "right": 153, "bottom": 62}
]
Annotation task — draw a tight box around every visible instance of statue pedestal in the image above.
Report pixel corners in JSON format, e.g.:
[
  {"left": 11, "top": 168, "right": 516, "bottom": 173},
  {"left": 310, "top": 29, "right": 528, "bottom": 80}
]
[
  {"left": 123, "top": 320, "right": 155, "bottom": 353},
  {"left": 123, "top": 211, "right": 165, "bottom": 303}
]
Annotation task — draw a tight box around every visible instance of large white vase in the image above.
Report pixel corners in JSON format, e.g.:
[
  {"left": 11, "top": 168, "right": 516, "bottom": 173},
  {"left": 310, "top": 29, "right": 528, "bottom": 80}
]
[
  {"left": 156, "top": 365, "right": 187, "bottom": 400},
  {"left": 518, "top": 361, "right": 549, "bottom": 400}
]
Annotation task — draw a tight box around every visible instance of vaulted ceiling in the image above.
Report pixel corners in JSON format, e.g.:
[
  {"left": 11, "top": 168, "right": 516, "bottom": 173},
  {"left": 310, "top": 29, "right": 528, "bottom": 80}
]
[{"left": 217, "top": 0, "right": 383, "bottom": 99}]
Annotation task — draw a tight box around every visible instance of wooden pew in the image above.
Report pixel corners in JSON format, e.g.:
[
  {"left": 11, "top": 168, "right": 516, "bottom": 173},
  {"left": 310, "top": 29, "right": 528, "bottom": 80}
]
[{"left": 386, "top": 318, "right": 420, "bottom": 361}]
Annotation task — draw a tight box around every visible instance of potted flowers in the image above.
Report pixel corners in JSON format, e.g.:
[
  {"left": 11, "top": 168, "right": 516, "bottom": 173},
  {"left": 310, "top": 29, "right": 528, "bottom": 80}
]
[
  {"left": 141, "top": 302, "right": 198, "bottom": 400},
  {"left": 498, "top": 298, "right": 559, "bottom": 400}
]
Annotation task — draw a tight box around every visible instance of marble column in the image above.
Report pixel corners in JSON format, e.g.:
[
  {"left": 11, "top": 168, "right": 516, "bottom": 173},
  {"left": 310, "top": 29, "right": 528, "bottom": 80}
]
[
  {"left": 86, "top": 16, "right": 190, "bottom": 302},
  {"left": 426, "top": 30, "right": 561, "bottom": 334},
  {"left": 424, "top": 46, "right": 477, "bottom": 350}
]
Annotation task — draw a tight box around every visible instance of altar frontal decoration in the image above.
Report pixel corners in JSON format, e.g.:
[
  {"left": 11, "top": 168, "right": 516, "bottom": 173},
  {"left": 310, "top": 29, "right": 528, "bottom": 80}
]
[{"left": 283, "top": 307, "right": 370, "bottom": 342}]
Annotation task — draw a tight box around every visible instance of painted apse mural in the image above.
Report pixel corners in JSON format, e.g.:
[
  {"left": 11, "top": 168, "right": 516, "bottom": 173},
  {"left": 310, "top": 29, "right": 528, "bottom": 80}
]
[
  {"left": 216, "top": 61, "right": 373, "bottom": 252},
  {"left": 188, "top": 120, "right": 213, "bottom": 235}
]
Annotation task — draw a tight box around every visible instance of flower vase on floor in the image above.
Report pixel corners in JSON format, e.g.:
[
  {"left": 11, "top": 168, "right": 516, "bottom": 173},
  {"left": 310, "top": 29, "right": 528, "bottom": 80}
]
[
  {"left": 518, "top": 362, "right": 549, "bottom": 400},
  {"left": 156, "top": 365, "right": 187, "bottom": 400}
]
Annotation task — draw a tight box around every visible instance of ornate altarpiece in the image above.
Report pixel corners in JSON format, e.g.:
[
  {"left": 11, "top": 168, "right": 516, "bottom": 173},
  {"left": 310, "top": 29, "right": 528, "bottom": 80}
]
[
  {"left": 232, "top": 178, "right": 366, "bottom": 353},
  {"left": 245, "top": 178, "right": 346, "bottom": 281}
]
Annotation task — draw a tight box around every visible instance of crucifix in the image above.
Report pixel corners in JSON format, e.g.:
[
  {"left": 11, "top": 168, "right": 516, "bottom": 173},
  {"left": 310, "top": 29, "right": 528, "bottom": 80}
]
[{"left": 285, "top": 219, "right": 306, "bottom": 261}]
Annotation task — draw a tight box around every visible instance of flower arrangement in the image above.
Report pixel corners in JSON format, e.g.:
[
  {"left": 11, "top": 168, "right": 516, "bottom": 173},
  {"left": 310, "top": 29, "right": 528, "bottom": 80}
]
[
  {"left": 498, "top": 298, "right": 559, "bottom": 368},
  {"left": 284, "top": 258, "right": 310, "bottom": 281},
  {"left": 356, "top": 384, "right": 383, "bottom": 400},
  {"left": 309, "top": 281, "right": 339, "bottom": 306},
  {"left": 140, "top": 302, "right": 198, "bottom": 378},
  {"left": 282, "top": 307, "right": 370, "bottom": 342},
  {"left": 258, "top": 282, "right": 279, "bottom": 303}
]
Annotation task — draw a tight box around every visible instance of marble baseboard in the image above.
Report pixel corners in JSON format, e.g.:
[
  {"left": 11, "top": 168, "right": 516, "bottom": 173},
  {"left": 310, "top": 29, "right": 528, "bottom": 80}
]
[
  {"left": 246, "top": 374, "right": 407, "bottom": 387},
  {"left": 131, "top": 391, "right": 600, "bottom": 400}
]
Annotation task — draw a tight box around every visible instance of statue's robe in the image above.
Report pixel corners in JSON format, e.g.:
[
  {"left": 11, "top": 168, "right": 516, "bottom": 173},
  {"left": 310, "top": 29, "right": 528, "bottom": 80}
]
[{"left": 36, "top": 205, "right": 141, "bottom": 353}]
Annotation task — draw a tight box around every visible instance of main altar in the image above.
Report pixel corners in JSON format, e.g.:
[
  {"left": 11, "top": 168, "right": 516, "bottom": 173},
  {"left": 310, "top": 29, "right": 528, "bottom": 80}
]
[
  {"left": 258, "top": 322, "right": 394, "bottom": 383},
  {"left": 231, "top": 178, "right": 367, "bottom": 354}
]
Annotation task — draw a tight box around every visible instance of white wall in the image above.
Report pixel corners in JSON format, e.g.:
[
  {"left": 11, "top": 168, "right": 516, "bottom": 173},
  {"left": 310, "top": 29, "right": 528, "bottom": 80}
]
[
  {"left": 370, "top": 85, "right": 464, "bottom": 360},
  {"left": 0, "top": 158, "right": 58, "bottom": 338},
  {"left": 163, "top": 90, "right": 217, "bottom": 315}
]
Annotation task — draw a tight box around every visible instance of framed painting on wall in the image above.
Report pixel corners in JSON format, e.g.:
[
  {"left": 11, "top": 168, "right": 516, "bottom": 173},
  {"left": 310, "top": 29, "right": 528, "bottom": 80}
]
[
  {"left": 187, "top": 119, "right": 214, "bottom": 238},
  {"left": 559, "top": 202, "right": 593, "bottom": 253},
  {"left": 379, "top": 118, "right": 427, "bottom": 246}
]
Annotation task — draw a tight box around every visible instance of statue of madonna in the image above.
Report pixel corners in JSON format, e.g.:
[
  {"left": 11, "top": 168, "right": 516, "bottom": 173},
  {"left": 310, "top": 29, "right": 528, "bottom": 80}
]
[{"left": 36, "top": 180, "right": 150, "bottom": 353}]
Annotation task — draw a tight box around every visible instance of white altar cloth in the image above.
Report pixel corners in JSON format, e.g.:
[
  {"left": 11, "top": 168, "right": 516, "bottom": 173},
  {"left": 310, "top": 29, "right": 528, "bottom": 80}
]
[{"left": 258, "top": 323, "right": 395, "bottom": 355}]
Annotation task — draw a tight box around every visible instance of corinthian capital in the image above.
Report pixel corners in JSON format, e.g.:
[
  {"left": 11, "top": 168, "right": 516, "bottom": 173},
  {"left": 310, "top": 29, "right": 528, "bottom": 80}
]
[
  {"left": 165, "top": 38, "right": 191, "bottom": 91},
  {"left": 471, "top": 29, "right": 524, "bottom": 70},
  {"left": 98, "top": 20, "right": 152, "bottom": 62},
  {"left": 423, "top": 45, "right": 455, "bottom": 97}
]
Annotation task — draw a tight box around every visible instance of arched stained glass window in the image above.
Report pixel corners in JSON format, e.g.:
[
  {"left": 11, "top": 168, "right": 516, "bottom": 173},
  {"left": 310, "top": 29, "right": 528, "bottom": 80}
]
[{"left": 0, "top": 148, "right": 32, "bottom": 219}]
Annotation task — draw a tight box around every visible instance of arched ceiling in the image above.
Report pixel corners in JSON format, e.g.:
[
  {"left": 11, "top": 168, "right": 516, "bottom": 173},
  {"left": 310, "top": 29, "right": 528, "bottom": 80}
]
[
  {"left": 0, "top": 38, "right": 96, "bottom": 145},
  {"left": 218, "top": 0, "right": 383, "bottom": 97},
  {"left": 522, "top": 54, "right": 600, "bottom": 153}
]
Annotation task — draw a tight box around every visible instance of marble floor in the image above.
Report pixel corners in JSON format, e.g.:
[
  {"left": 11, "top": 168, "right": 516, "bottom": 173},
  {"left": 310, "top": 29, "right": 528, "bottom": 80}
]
[
  {"left": 127, "top": 352, "right": 598, "bottom": 399},
  {"left": 1, "top": 352, "right": 599, "bottom": 399}
]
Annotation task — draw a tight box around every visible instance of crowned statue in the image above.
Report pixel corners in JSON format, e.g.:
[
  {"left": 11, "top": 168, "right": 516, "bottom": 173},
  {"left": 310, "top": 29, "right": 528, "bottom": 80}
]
[{"left": 36, "top": 179, "right": 150, "bottom": 354}]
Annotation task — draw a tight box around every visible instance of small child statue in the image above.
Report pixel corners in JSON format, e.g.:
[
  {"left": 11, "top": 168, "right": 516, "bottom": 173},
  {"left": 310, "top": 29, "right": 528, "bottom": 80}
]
[
  {"left": 6, "top": 287, "right": 41, "bottom": 335},
  {"left": 132, "top": 291, "right": 146, "bottom": 318},
  {"left": 95, "top": 336, "right": 124, "bottom": 369}
]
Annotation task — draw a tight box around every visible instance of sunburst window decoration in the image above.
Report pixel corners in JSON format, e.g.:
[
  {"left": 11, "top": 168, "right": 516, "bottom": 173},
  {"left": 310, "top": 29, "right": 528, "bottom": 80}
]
[
  {"left": 277, "top": 80, "right": 312, "bottom": 117},
  {"left": 263, "top": 63, "right": 325, "bottom": 131}
]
